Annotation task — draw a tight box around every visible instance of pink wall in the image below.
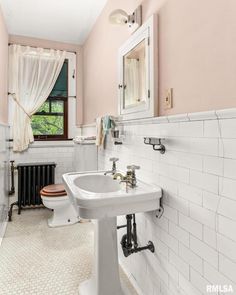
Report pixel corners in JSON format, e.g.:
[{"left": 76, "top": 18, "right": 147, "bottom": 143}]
[
  {"left": 0, "top": 6, "right": 8, "bottom": 124},
  {"left": 9, "top": 35, "right": 84, "bottom": 125},
  {"left": 83, "top": 0, "right": 236, "bottom": 124}
]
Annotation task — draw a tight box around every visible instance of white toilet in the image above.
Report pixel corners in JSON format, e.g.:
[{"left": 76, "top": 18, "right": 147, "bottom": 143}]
[
  {"left": 41, "top": 140, "right": 97, "bottom": 227},
  {"left": 40, "top": 184, "right": 79, "bottom": 227}
]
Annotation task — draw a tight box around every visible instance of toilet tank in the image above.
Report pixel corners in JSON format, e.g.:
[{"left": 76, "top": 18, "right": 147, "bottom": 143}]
[{"left": 74, "top": 142, "right": 97, "bottom": 172}]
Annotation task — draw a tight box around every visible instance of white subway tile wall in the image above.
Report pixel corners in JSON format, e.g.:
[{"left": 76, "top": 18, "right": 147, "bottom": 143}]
[
  {"left": 9, "top": 142, "right": 76, "bottom": 202},
  {"left": 0, "top": 124, "right": 9, "bottom": 242},
  {"left": 96, "top": 117, "right": 236, "bottom": 295}
]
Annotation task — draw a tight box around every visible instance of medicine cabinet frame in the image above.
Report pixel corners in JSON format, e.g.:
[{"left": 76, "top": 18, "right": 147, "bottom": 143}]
[{"left": 118, "top": 15, "right": 158, "bottom": 120}]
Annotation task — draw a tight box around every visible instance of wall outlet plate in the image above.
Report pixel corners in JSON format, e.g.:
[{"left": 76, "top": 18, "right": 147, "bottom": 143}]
[{"left": 164, "top": 88, "right": 173, "bottom": 109}]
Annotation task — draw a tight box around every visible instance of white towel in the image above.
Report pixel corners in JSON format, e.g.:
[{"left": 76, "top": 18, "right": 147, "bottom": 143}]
[
  {"left": 73, "top": 135, "right": 96, "bottom": 144},
  {"left": 96, "top": 117, "right": 103, "bottom": 146}
]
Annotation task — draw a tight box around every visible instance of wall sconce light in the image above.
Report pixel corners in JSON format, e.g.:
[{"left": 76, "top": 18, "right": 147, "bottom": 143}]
[{"left": 109, "top": 5, "right": 142, "bottom": 32}]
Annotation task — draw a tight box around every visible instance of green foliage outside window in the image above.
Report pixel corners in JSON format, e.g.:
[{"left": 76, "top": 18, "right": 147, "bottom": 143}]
[{"left": 31, "top": 101, "right": 64, "bottom": 135}]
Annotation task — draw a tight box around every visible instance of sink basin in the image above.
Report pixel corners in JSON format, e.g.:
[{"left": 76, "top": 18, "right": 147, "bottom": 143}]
[
  {"left": 63, "top": 171, "right": 162, "bottom": 295},
  {"left": 63, "top": 171, "right": 162, "bottom": 219},
  {"left": 74, "top": 174, "right": 121, "bottom": 193}
]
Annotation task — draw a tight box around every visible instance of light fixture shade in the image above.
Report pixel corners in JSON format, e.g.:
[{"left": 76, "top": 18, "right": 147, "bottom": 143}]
[{"left": 109, "top": 9, "right": 128, "bottom": 25}]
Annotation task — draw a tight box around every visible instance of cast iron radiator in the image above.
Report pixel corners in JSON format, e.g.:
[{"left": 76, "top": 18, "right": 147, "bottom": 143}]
[{"left": 8, "top": 162, "right": 56, "bottom": 221}]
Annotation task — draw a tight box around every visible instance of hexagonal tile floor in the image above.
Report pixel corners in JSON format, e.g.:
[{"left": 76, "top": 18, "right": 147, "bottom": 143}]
[{"left": 0, "top": 209, "right": 137, "bottom": 295}]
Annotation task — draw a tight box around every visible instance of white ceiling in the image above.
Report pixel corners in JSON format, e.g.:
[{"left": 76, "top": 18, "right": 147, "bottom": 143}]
[{"left": 0, "top": 0, "right": 107, "bottom": 44}]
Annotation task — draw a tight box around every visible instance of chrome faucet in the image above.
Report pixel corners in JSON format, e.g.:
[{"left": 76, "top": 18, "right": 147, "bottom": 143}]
[
  {"left": 125, "top": 165, "right": 140, "bottom": 188},
  {"left": 104, "top": 157, "right": 119, "bottom": 175},
  {"left": 114, "top": 165, "right": 140, "bottom": 191},
  {"left": 113, "top": 172, "right": 125, "bottom": 180}
]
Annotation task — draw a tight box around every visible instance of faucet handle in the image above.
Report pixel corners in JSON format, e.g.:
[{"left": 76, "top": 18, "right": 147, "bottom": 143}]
[
  {"left": 127, "top": 165, "right": 140, "bottom": 171},
  {"left": 110, "top": 157, "right": 119, "bottom": 163}
]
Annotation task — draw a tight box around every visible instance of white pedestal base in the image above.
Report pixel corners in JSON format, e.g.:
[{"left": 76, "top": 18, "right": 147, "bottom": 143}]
[{"left": 79, "top": 217, "right": 124, "bottom": 295}]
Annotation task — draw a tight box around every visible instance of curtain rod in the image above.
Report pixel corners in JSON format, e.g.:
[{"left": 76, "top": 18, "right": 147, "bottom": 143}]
[{"left": 8, "top": 43, "right": 77, "bottom": 54}]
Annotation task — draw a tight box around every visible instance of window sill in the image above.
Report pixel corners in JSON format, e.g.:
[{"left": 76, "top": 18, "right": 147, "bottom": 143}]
[
  {"left": 34, "top": 138, "right": 73, "bottom": 141},
  {"left": 29, "top": 140, "right": 75, "bottom": 148}
]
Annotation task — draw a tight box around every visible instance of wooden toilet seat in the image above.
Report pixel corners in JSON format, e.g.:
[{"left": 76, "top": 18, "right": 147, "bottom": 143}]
[{"left": 40, "top": 184, "right": 67, "bottom": 197}]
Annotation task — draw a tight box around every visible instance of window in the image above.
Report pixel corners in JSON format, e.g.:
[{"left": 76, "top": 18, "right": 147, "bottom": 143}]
[{"left": 31, "top": 60, "right": 68, "bottom": 140}]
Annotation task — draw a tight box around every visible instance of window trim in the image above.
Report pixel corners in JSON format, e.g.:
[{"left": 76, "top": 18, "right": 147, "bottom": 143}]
[{"left": 33, "top": 59, "right": 69, "bottom": 141}]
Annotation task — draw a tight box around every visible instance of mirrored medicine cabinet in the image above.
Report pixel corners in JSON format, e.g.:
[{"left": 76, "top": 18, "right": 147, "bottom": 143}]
[{"left": 118, "top": 15, "right": 158, "bottom": 120}]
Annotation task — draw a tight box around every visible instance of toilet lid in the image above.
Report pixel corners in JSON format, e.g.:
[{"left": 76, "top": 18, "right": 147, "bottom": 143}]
[
  {"left": 40, "top": 184, "right": 67, "bottom": 197},
  {"left": 42, "top": 184, "right": 65, "bottom": 193},
  {"left": 40, "top": 190, "right": 67, "bottom": 197}
]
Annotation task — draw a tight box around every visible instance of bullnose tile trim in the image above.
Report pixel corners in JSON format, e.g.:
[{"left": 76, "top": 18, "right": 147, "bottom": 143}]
[
  {"left": 216, "top": 108, "right": 236, "bottom": 119},
  {"left": 188, "top": 111, "right": 217, "bottom": 121},
  {"left": 153, "top": 116, "right": 169, "bottom": 124},
  {"left": 0, "top": 122, "right": 10, "bottom": 127},
  {"left": 82, "top": 108, "right": 236, "bottom": 129},
  {"left": 167, "top": 113, "right": 189, "bottom": 123}
]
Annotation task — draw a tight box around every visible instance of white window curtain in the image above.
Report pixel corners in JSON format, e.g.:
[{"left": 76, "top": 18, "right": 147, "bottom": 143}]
[
  {"left": 124, "top": 59, "right": 139, "bottom": 106},
  {"left": 8, "top": 44, "right": 66, "bottom": 152}
]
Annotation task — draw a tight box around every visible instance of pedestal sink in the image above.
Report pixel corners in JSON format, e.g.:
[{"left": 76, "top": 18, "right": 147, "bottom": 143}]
[{"left": 63, "top": 171, "right": 162, "bottom": 295}]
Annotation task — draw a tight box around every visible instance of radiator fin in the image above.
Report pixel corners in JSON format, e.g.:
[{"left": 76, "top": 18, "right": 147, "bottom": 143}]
[{"left": 17, "top": 162, "right": 56, "bottom": 208}]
